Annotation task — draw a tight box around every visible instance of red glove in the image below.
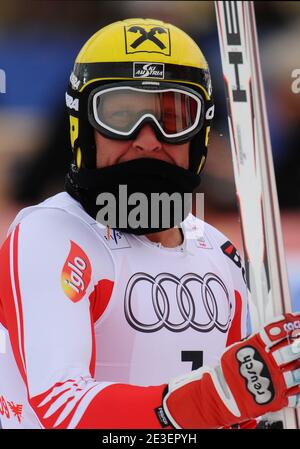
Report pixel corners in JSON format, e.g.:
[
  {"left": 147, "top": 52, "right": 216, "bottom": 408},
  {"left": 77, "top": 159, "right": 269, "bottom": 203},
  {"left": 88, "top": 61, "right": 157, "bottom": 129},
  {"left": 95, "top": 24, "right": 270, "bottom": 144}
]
[{"left": 163, "top": 313, "right": 300, "bottom": 428}]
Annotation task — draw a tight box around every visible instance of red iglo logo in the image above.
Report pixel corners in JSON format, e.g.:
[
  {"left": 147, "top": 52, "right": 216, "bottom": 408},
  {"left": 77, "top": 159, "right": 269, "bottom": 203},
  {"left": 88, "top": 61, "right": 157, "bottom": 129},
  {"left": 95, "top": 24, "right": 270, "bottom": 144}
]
[{"left": 61, "top": 241, "right": 92, "bottom": 302}]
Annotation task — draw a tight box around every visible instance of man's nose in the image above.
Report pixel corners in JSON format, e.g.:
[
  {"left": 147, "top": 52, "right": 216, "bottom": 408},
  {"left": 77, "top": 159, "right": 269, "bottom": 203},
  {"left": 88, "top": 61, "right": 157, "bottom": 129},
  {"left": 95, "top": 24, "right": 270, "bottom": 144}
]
[{"left": 132, "top": 123, "right": 162, "bottom": 152}]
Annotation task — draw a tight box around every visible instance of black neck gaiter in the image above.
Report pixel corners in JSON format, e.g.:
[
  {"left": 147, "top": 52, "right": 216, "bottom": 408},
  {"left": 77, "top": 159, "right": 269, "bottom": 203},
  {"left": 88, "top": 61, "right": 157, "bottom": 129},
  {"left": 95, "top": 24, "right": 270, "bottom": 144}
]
[{"left": 65, "top": 158, "right": 201, "bottom": 235}]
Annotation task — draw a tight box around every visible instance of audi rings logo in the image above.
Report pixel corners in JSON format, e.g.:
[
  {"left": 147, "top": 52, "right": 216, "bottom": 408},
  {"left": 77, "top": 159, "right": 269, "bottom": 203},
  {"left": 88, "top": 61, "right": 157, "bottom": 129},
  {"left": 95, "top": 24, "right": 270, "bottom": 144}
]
[{"left": 124, "top": 272, "right": 231, "bottom": 333}]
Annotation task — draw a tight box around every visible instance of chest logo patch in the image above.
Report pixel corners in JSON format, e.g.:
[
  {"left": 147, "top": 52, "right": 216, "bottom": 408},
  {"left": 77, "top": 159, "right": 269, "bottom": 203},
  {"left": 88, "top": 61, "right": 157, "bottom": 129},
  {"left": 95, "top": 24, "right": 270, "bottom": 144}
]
[{"left": 61, "top": 241, "right": 92, "bottom": 303}]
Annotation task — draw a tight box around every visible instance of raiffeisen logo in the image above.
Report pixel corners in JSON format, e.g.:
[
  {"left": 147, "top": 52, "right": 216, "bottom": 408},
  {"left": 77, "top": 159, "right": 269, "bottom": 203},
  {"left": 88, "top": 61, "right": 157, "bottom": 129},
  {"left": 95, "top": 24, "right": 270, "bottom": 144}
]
[{"left": 0, "top": 69, "right": 6, "bottom": 94}]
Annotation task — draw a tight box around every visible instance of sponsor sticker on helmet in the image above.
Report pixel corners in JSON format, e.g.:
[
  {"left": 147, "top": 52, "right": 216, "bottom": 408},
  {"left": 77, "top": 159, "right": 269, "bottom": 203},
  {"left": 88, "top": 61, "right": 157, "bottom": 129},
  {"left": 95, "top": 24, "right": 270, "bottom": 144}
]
[
  {"left": 124, "top": 24, "right": 171, "bottom": 56},
  {"left": 61, "top": 241, "right": 92, "bottom": 302},
  {"left": 70, "top": 72, "right": 80, "bottom": 90},
  {"left": 133, "top": 62, "right": 165, "bottom": 79},
  {"left": 65, "top": 92, "right": 79, "bottom": 111}
]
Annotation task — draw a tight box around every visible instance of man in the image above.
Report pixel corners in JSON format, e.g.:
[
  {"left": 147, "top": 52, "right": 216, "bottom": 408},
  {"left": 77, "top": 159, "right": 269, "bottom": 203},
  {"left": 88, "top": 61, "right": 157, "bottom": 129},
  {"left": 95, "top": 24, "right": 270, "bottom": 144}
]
[{"left": 0, "top": 18, "right": 299, "bottom": 429}]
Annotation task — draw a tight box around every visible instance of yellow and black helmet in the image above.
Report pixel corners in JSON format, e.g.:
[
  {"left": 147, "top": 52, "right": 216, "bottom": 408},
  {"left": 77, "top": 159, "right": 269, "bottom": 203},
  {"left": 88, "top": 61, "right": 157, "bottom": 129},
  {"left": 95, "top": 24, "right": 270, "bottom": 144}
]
[{"left": 66, "top": 18, "right": 214, "bottom": 174}]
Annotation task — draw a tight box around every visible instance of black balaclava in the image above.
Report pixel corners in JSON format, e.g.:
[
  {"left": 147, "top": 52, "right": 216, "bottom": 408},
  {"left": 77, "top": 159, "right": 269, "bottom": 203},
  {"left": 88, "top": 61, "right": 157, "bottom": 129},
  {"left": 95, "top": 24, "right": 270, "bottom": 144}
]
[{"left": 65, "top": 157, "right": 201, "bottom": 234}]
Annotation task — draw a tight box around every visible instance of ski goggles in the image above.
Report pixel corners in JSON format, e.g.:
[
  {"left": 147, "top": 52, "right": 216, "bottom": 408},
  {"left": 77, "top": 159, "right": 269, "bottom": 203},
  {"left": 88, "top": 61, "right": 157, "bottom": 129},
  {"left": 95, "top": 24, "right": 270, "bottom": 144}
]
[{"left": 88, "top": 82, "right": 204, "bottom": 143}]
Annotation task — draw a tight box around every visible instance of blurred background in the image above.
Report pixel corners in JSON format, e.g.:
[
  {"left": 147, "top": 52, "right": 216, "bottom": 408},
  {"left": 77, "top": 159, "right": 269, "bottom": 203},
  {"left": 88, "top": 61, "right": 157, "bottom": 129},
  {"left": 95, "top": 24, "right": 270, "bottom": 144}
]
[{"left": 0, "top": 0, "right": 299, "bottom": 310}]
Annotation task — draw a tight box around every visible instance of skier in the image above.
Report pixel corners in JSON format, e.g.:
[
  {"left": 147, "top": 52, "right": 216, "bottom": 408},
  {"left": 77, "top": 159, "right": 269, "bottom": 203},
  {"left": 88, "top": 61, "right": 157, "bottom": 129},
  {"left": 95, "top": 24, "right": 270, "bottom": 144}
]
[{"left": 0, "top": 18, "right": 299, "bottom": 429}]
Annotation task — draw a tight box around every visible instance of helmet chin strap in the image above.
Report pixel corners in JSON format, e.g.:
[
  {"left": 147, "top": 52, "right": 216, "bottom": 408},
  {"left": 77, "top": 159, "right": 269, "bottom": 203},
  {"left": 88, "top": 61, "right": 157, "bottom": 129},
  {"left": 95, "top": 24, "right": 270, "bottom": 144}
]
[{"left": 65, "top": 158, "right": 201, "bottom": 235}]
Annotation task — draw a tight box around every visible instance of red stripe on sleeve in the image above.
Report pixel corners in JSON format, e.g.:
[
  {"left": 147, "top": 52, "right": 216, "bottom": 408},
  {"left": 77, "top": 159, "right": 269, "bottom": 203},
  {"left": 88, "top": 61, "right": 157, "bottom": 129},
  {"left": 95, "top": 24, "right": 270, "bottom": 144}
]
[
  {"left": 89, "top": 279, "right": 114, "bottom": 322},
  {"left": 0, "top": 235, "right": 11, "bottom": 330},
  {"left": 0, "top": 292, "right": 6, "bottom": 328},
  {"left": 12, "top": 225, "right": 27, "bottom": 373},
  {"left": 30, "top": 379, "right": 91, "bottom": 429},
  {"left": 76, "top": 383, "right": 168, "bottom": 429},
  {"left": 89, "top": 304, "right": 96, "bottom": 378},
  {"left": 88, "top": 278, "right": 114, "bottom": 376},
  {"left": 0, "top": 226, "right": 27, "bottom": 383},
  {"left": 226, "top": 290, "right": 242, "bottom": 347}
]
